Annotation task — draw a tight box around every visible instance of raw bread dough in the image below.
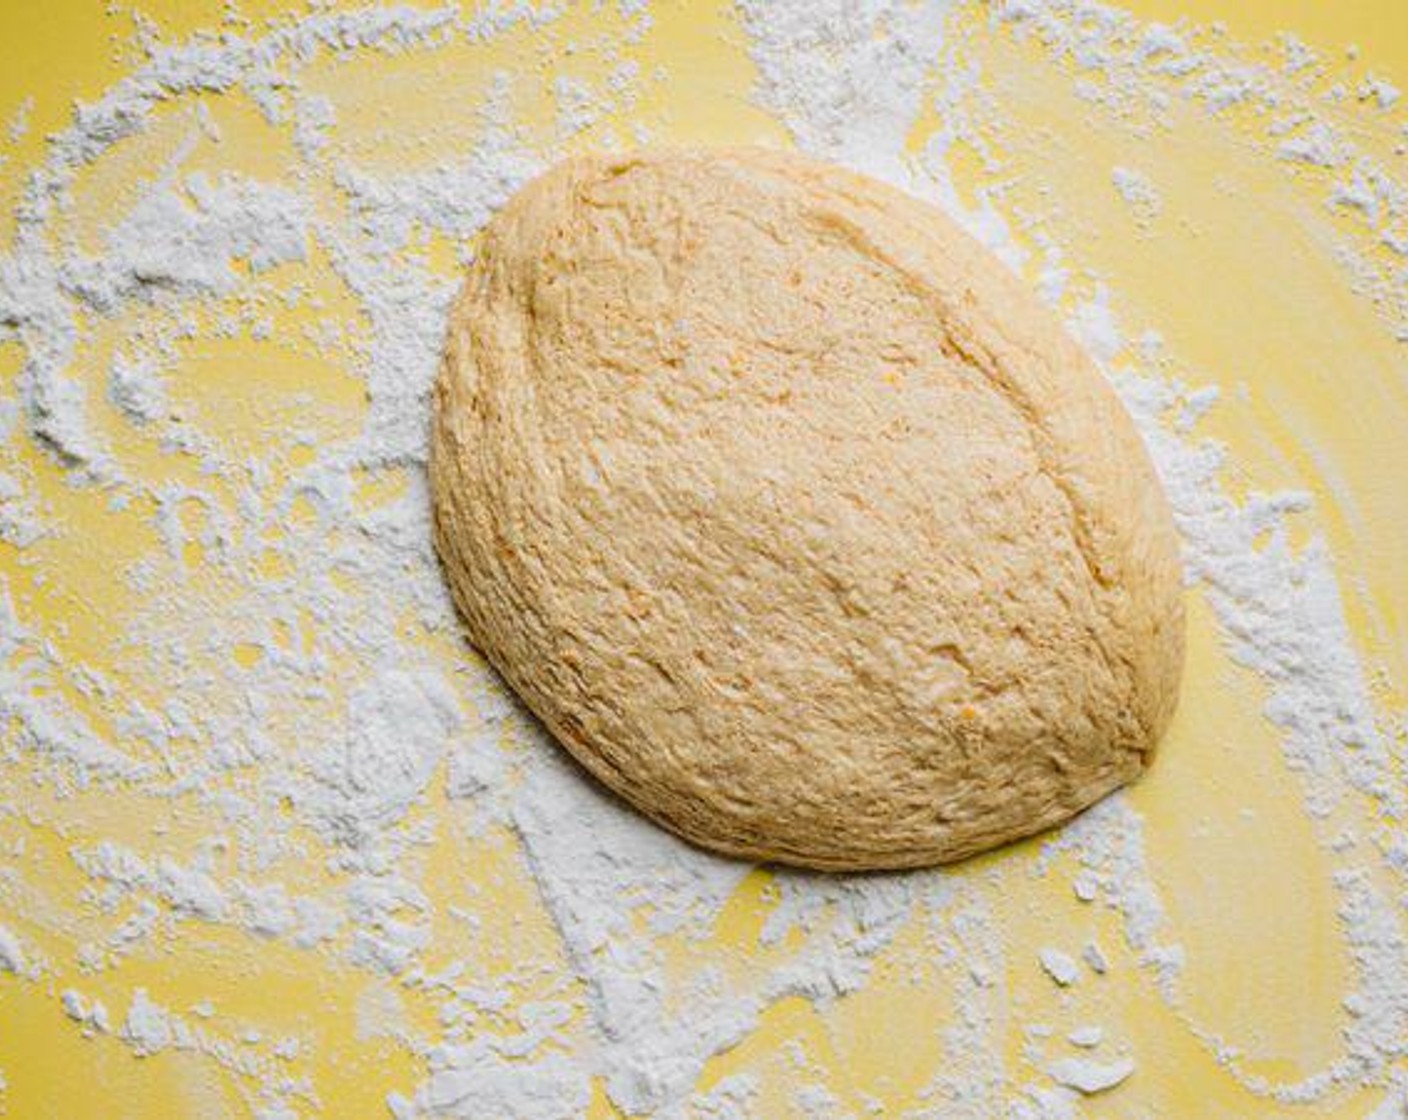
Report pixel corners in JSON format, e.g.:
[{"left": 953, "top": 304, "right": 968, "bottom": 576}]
[{"left": 431, "top": 148, "right": 1184, "bottom": 871}]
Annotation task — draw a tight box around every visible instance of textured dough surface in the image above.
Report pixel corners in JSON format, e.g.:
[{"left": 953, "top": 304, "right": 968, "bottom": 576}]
[{"left": 431, "top": 148, "right": 1184, "bottom": 871}]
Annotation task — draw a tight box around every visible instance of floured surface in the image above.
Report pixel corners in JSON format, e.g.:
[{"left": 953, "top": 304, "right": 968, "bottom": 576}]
[{"left": 0, "top": 1, "right": 1405, "bottom": 1116}]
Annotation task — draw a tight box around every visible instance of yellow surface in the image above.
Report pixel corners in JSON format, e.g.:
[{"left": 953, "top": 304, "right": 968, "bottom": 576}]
[{"left": 1, "top": 2, "right": 1405, "bottom": 1117}]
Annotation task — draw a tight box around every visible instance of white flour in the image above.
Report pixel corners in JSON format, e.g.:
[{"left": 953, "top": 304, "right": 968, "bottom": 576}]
[
  {"left": 0, "top": 1, "right": 1404, "bottom": 1117},
  {"left": 0, "top": 923, "right": 25, "bottom": 975}
]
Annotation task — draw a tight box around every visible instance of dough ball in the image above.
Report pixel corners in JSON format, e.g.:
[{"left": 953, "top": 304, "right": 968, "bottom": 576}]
[{"left": 431, "top": 148, "right": 1184, "bottom": 870}]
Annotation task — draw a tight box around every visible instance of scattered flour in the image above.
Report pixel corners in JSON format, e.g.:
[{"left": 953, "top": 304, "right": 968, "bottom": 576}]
[
  {"left": 6, "top": 98, "right": 33, "bottom": 144},
  {"left": 122, "top": 989, "right": 174, "bottom": 1057},
  {"left": 0, "top": 924, "right": 24, "bottom": 975},
  {"left": 1111, "top": 165, "right": 1161, "bottom": 217},
  {"left": 1038, "top": 948, "right": 1080, "bottom": 988},
  {"left": 1047, "top": 1055, "right": 1136, "bottom": 1094},
  {"left": 1068, "top": 1026, "right": 1104, "bottom": 1049},
  {"left": 61, "top": 989, "right": 112, "bottom": 1034},
  {"left": 1360, "top": 75, "right": 1402, "bottom": 110},
  {"left": 690, "top": 1073, "right": 759, "bottom": 1118}
]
